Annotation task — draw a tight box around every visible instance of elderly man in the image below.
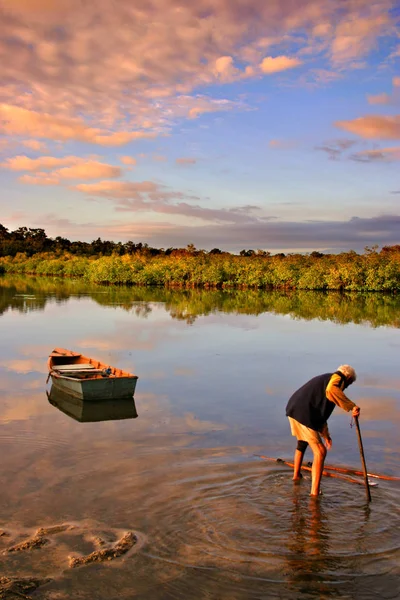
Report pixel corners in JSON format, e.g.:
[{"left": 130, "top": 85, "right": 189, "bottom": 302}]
[{"left": 286, "top": 365, "right": 360, "bottom": 496}]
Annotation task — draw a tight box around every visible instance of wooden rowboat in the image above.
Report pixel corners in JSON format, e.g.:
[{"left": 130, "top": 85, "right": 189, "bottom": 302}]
[{"left": 47, "top": 348, "right": 138, "bottom": 401}]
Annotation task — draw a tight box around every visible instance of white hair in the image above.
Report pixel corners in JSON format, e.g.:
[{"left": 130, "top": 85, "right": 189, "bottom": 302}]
[{"left": 337, "top": 365, "right": 357, "bottom": 382}]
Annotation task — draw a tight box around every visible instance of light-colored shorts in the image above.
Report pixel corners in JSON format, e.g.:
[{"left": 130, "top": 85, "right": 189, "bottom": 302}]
[{"left": 288, "top": 417, "right": 323, "bottom": 446}]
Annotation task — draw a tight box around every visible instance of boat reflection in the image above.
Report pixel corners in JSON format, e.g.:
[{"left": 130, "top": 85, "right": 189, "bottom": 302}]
[{"left": 47, "top": 385, "right": 138, "bottom": 423}]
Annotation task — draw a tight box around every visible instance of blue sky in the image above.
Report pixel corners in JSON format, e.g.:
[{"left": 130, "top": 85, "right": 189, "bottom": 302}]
[{"left": 0, "top": 0, "right": 399, "bottom": 252}]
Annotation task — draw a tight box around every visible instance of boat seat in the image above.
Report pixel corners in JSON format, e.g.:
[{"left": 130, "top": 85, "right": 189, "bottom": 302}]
[
  {"left": 50, "top": 350, "right": 82, "bottom": 358},
  {"left": 55, "top": 363, "right": 95, "bottom": 371}
]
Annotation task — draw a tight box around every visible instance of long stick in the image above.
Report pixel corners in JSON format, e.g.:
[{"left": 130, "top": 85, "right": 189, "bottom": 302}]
[
  {"left": 257, "top": 456, "right": 371, "bottom": 487},
  {"left": 354, "top": 416, "right": 372, "bottom": 502},
  {"left": 311, "top": 463, "right": 400, "bottom": 481}
]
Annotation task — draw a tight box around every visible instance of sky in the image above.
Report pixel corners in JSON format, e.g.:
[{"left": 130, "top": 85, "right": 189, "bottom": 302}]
[{"left": 0, "top": 0, "right": 399, "bottom": 253}]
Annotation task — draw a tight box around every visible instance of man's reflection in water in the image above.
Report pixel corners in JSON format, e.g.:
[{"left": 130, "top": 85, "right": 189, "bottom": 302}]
[
  {"left": 286, "top": 489, "right": 333, "bottom": 597},
  {"left": 285, "top": 486, "right": 378, "bottom": 599}
]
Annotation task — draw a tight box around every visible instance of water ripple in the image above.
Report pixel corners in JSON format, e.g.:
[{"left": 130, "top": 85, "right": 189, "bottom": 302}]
[{"left": 137, "top": 458, "right": 400, "bottom": 594}]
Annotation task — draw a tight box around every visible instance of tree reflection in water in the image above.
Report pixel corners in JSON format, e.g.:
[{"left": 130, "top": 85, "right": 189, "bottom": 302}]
[{"left": 1, "top": 274, "right": 399, "bottom": 328}]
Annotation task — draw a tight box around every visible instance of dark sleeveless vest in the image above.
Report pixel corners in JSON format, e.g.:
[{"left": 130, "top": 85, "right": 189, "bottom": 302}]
[{"left": 285, "top": 371, "right": 347, "bottom": 432}]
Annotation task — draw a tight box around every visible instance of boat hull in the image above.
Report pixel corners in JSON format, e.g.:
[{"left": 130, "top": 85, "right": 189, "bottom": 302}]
[
  {"left": 48, "top": 348, "right": 138, "bottom": 401},
  {"left": 50, "top": 373, "right": 137, "bottom": 401}
]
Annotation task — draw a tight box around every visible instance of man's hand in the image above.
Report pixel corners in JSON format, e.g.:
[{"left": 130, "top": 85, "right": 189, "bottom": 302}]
[
  {"left": 325, "top": 436, "right": 332, "bottom": 450},
  {"left": 352, "top": 406, "right": 360, "bottom": 417}
]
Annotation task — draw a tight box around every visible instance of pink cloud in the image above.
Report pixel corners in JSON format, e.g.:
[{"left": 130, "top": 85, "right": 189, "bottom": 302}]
[
  {"left": 350, "top": 146, "right": 400, "bottom": 162},
  {"left": 0, "top": 138, "right": 10, "bottom": 152},
  {"left": 367, "top": 92, "right": 392, "bottom": 105},
  {"left": 2, "top": 155, "right": 79, "bottom": 171},
  {"left": 1, "top": 0, "right": 71, "bottom": 18},
  {"left": 74, "top": 179, "right": 262, "bottom": 224},
  {"left": 19, "top": 173, "right": 60, "bottom": 185},
  {"left": 75, "top": 180, "right": 160, "bottom": 199},
  {"left": 0, "top": 105, "right": 156, "bottom": 146},
  {"left": 54, "top": 161, "right": 122, "bottom": 180},
  {"left": 175, "top": 96, "right": 239, "bottom": 119},
  {"left": 260, "top": 56, "right": 302, "bottom": 74},
  {"left": 269, "top": 139, "right": 297, "bottom": 150},
  {"left": 330, "top": 11, "right": 389, "bottom": 66},
  {"left": 0, "top": 0, "right": 394, "bottom": 143},
  {"left": 21, "top": 139, "right": 47, "bottom": 151},
  {"left": 2, "top": 154, "right": 122, "bottom": 182},
  {"left": 176, "top": 157, "right": 197, "bottom": 165},
  {"left": 213, "top": 56, "right": 254, "bottom": 82},
  {"left": 367, "top": 78, "right": 400, "bottom": 105},
  {"left": 335, "top": 115, "right": 400, "bottom": 140},
  {"left": 214, "top": 56, "right": 238, "bottom": 82},
  {"left": 120, "top": 156, "right": 137, "bottom": 165}
]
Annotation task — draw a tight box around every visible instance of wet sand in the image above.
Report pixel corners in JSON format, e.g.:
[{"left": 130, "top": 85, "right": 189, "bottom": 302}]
[{"left": 0, "top": 521, "right": 143, "bottom": 598}]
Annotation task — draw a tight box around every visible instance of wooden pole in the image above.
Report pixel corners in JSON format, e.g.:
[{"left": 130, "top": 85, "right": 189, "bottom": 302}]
[
  {"left": 257, "top": 456, "right": 375, "bottom": 487},
  {"left": 307, "top": 463, "right": 399, "bottom": 481},
  {"left": 258, "top": 454, "right": 397, "bottom": 481},
  {"left": 354, "top": 416, "right": 372, "bottom": 502}
]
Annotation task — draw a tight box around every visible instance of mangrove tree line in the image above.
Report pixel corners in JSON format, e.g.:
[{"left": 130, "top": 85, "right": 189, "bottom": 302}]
[{"left": 0, "top": 224, "right": 399, "bottom": 291}]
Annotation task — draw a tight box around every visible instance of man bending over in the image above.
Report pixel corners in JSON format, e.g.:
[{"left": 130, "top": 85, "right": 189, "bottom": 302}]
[{"left": 286, "top": 365, "right": 360, "bottom": 496}]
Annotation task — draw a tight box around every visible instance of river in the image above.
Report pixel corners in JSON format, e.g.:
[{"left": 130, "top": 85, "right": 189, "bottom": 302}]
[{"left": 0, "top": 275, "right": 399, "bottom": 599}]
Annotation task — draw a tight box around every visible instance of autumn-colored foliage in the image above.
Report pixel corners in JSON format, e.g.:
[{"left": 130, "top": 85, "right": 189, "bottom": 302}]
[
  {"left": 0, "top": 225, "right": 399, "bottom": 291},
  {"left": 0, "top": 245, "right": 399, "bottom": 291}
]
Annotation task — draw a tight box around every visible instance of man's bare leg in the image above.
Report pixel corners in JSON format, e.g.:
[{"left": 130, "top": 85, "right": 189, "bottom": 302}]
[
  {"left": 293, "top": 440, "right": 308, "bottom": 480},
  {"left": 309, "top": 442, "right": 327, "bottom": 496},
  {"left": 293, "top": 449, "right": 304, "bottom": 480}
]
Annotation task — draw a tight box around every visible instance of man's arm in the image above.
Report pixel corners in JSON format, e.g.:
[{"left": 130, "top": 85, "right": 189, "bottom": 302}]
[
  {"left": 320, "top": 422, "right": 332, "bottom": 449},
  {"left": 326, "top": 373, "right": 357, "bottom": 412}
]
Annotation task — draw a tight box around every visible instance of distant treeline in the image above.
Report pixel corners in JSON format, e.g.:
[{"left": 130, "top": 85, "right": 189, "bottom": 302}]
[
  {"left": 0, "top": 224, "right": 399, "bottom": 291},
  {"left": 0, "top": 224, "right": 275, "bottom": 258}
]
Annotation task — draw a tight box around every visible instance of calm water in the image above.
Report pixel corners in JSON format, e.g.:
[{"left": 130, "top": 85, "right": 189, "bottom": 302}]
[{"left": 0, "top": 275, "right": 399, "bottom": 599}]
